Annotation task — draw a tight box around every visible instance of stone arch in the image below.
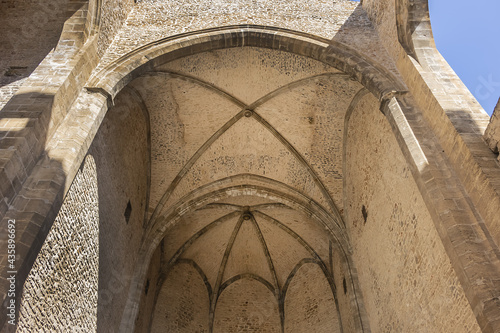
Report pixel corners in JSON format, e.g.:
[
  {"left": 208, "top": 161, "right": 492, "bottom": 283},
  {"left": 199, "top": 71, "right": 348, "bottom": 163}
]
[
  {"left": 123, "top": 175, "right": 367, "bottom": 332},
  {"left": 3, "top": 3, "right": 499, "bottom": 332},
  {"left": 150, "top": 260, "right": 212, "bottom": 333},
  {"left": 147, "top": 174, "right": 349, "bottom": 251},
  {"left": 86, "top": 25, "right": 407, "bottom": 101},
  {"left": 283, "top": 260, "right": 342, "bottom": 333},
  {"left": 213, "top": 277, "right": 281, "bottom": 333},
  {"left": 8, "top": 24, "right": 417, "bottom": 332},
  {"left": 78, "top": 26, "right": 413, "bottom": 332},
  {"left": 142, "top": 70, "right": 350, "bottom": 228}
]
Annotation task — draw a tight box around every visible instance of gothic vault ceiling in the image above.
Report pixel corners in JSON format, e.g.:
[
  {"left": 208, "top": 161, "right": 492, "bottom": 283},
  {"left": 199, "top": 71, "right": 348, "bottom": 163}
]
[{"left": 123, "top": 46, "right": 367, "bottom": 332}]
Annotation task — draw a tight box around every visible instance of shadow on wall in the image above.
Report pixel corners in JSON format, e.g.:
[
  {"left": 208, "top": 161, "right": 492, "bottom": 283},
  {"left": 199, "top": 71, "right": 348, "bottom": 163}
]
[
  {"left": 0, "top": 0, "right": 85, "bottom": 324},
  {"left": 0, "top": 0, "right": 79, "bottom": 88},
  {"left": 0, "top": 0, "right": 89, "bottom": 217},
  {"left": 0, "top": 111, "right": 67, "bottom": 330},
  {"left": 88, "top": 87, "right": 151, "bottom": 332},
  {"left": 2, "top": 86, "right": 150, "bottom": 331},
  {"left": 0, "top": 91, "right": 56, "bottom": 216},
  {"left": 329, "top": 4, "right": 402, "bottom": 81}
]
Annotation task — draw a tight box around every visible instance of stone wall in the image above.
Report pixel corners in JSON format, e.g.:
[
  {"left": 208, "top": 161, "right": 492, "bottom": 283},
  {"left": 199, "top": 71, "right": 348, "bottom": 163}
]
[
  {"left": 133, "top": 245, "right": 161, "bottom": 333},
  {"left": 17, "top": 155, "right": 99, "bottom": 332},
  {"left": 214, "top": 278, "right": 280, "bottom": 333},
  {"left": 360, "top": 0, "right": 400, "bottom": 61},
  {"left": 0, "top": 0, "right": 75, "bottom": 110},
  {"left": 484, "top": 98, "right": 500, "bottom": 158},
  {"left": 330, "top": 241, "right": 364, "bottom": 333},
  {"left": 3, "top": 0, "right": 500, "bottom": 331},
  {"left": 88, "top": 87, "right": 150, "bottom": 332},
  {"left": 143, "top": 200, "right": 351, "bottom": 332},
  {"left": 90, "top": 0, "right": 358, "bottom": 77},
  {"left": 344, "top": 93, "right": 481, "bottom": 332},
  {"left": 284, "top": 263, "right": 341, "bottom": 333},
  {"left": 96, "top": 0, "right": 135, "bottom": 55},
  {"left": 132, "top": 47, "right": 360, "bottom": 218},
  {"left": 151, "top": 262, "right": 211, "bottom": 333}
]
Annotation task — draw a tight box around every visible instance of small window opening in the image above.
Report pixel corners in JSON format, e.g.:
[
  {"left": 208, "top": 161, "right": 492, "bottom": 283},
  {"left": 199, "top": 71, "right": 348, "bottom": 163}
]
[
  {"left": 144, "top": 279, "right": 150, "bottom": 295},
  {"left": 362, "top": 205, "right": 368, "bottom": 224},
  {"left": 124, "top": 200, "right": 132, "bottom": 224},
  {"left": 343, "top": 278, "right": 347, "bottom": 295}
]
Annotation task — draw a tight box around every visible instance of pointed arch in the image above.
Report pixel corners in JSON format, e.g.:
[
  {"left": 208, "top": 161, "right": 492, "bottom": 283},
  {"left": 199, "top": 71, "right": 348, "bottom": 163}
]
[{"left": 86, "top": 25, "right": 407, "bottom": 101}]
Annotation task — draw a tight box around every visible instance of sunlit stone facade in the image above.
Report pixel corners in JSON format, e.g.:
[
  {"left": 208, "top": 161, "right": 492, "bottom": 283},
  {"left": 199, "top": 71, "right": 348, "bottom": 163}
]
[{"left": 1, "top": 0, "right": 500, "bottom": 332}]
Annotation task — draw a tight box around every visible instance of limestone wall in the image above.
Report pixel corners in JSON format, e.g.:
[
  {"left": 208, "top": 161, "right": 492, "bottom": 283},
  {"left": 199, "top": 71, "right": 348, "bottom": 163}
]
[
  {"left": 484, "top": 98, "right": 500, "bottom": 158},
  {"left": 17, "top": 155, "right": 99, "bottom": 332},
  {"left": 151, "top": 262, "right": 211, "bottom": 333},
  {"left": 96, "top": 0, "right": 135, "bottom": 55},
  {"left": 284, "top": 263, "right": 341, "bottom": 333},
  {"left": 344, "top": 93, "right": 481, "bottom": 332},
  {"left": 365, "top": 0, "right": 500, "bottom": 259},
  {"left": 360, "top": 0, "right": 400, "bottom": 61},
  {"left": 90, "top": 0, "right": 357, "bottom": 76},
  {"left": 88, "top": 87, "right": 150, "bottom": 332},
  {"left": 133, "top": 245, "right": 161, "bottom": 333},
  {"left": 14, "top": 82, "right": 150, "bottom": 332},
  {"left": 4, "top": 1, "right": 500, "bottom": 331},
  {"left": 330, "top": 241, "right": 364, "bottom": 333},
  {"left": 129, "top": 47, "right": 357, "bottom": 219},
  {"left": 214, "top": 278, "right": 280, "bottom": 333},
  {"left": 89, "top": 0, "right": 404, "bottom": 91},
  {"left": 0, "top": 0, "right": 75, "bottom": 110}
]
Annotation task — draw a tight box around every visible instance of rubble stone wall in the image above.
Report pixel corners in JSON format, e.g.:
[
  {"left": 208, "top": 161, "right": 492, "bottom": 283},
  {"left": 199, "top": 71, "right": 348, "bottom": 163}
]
[
  {"left": 17, "top": 155, "right": 99, "bottom": 332},
  {"left": 344, "top": 93, "right": 481, "bottom": 332}
]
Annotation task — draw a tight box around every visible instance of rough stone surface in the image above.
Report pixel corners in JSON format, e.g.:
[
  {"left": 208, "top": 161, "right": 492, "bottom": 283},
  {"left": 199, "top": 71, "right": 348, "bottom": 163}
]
[
  {"left": 90, "top": 0, "right": 358, "bottom": 77},
  {"left": 88, "top": 87, "right": 150, "bottom": 332},
  {"left": 96, "top": 0, "right": 135, "bottom": 55},
  {"left": 284, "top": 263, "right": 341, "bottom": 333},
  {"left": 17, "top": 155, "right": 99, "bottom": 332},
  {"left": 151, "top": 262, "right": 210, "bottom": 333},
  {"left": 140, "top": 197, "right": 348, "bottom": 332},
  {"left": 485, "top": 98, "right": 500, "bottom": 157},
  {"left": 2, "top": 0, "right": 500, "bottom": 332},
  {"left": 0, "top": 0, "right": 74, "bottom": 110},
  {"left": 214, "top": 278, "right": 280, "bottom": 333},
  {"left": 345, "top": 93, "right": 481, "bottom": 332},
  {"left": 132, "top": 47, "right": 360, "bottom": 218}
]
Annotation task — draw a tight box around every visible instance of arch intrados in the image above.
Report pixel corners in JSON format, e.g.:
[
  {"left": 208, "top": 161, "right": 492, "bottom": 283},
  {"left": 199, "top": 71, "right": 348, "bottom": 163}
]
[
  {"left": 131, "top": 71, "right": 348, "bottom": 223},
  {"left": 145, "top": 176, "right": 350, "bottom": 256},
  {"left": 219, "top": 274, "right": 276, "bottom": 297},
  {"left": 162, "top": 208, "right": 338, "bottom": 288},
  {"left": 108, "top": 26, "right": 406, "bottom": 331},
  {"left": 86, "top": 25, "right": 407, "bottom": 102},
  {"left": 134, "top": 71, "right": 349, "bottom": 226},
  {"left": 120, "top": 176, "right": 355, "bottom": 331}
]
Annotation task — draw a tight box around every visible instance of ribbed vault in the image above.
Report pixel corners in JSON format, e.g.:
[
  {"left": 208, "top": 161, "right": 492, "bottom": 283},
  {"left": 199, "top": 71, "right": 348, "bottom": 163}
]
[
  {"left": 142, "top": 70, "right": 352, "bottom": 224},
  {"left": 7, "top": 1, "right": 495, "bottom": 332},
  {"left": 120, "top": 46, "right": 369, "bottom": 332},
  {"left": 151, "top": 202, "right": 342, "bottom": 333}
]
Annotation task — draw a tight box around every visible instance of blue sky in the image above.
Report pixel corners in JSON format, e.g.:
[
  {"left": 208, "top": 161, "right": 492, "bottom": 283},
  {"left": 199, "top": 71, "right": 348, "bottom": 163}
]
[
  {"left": 429, "top": 0, "right": 500, "bottom": 115},
  {"left": 351, "top": 0, "right": 500, "bottom": 116}
]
